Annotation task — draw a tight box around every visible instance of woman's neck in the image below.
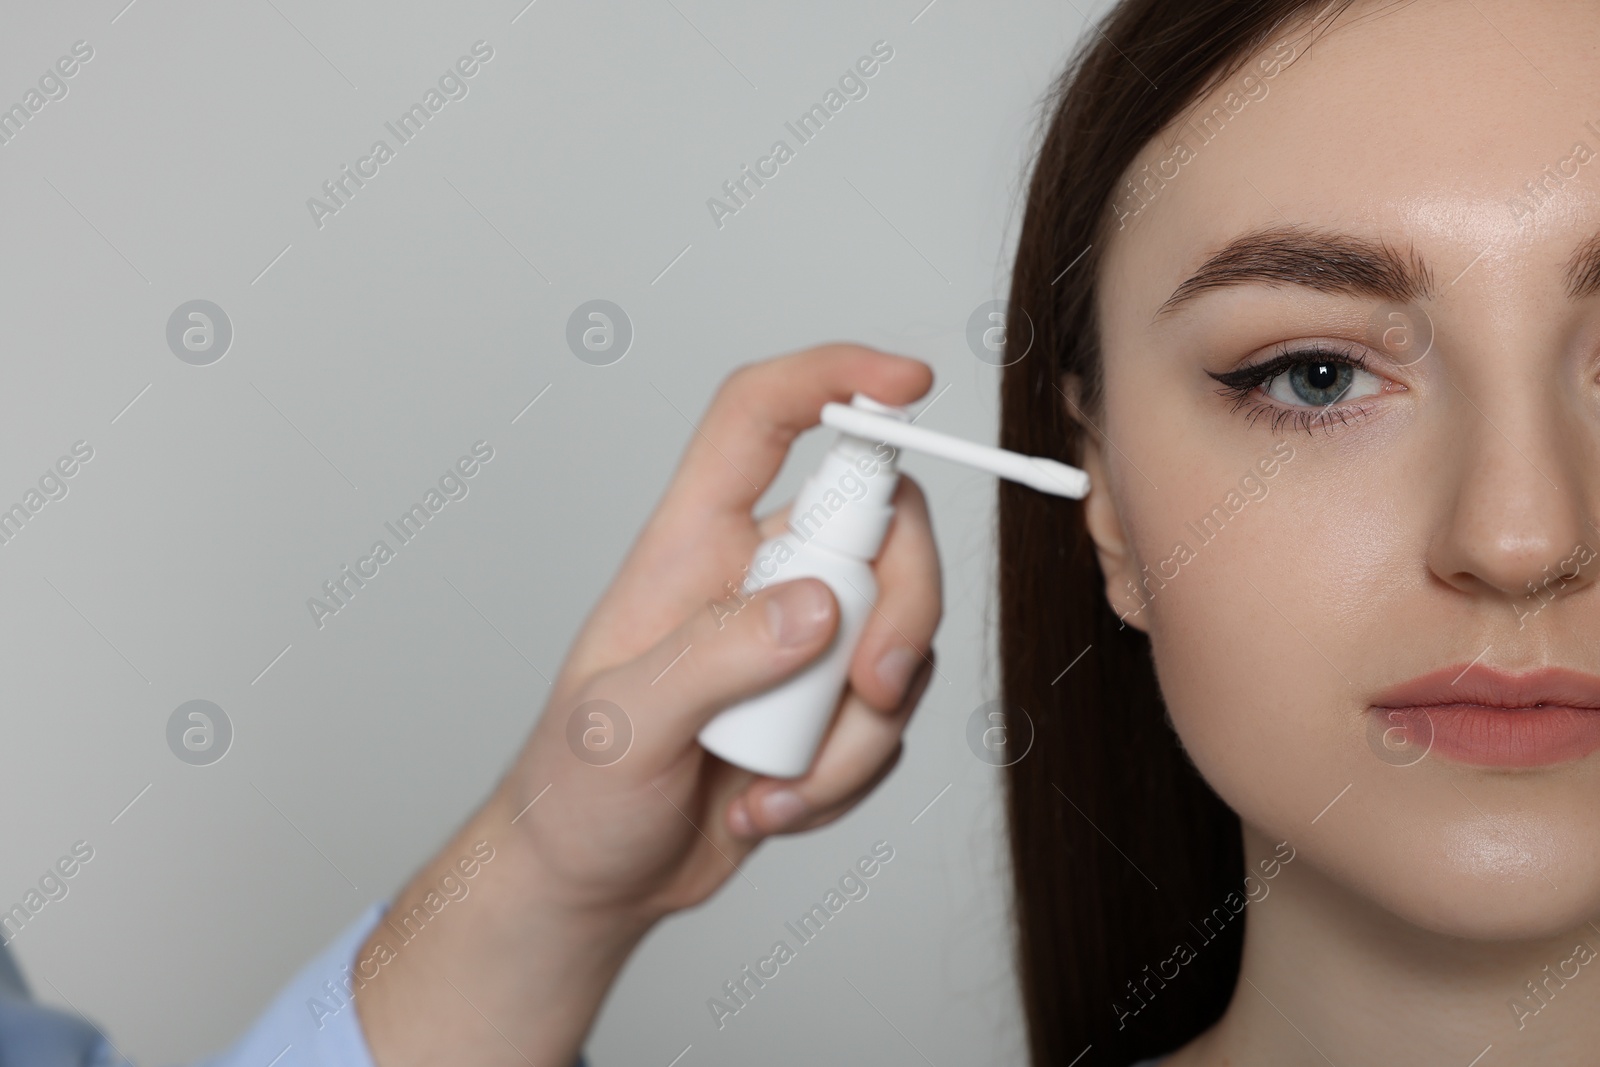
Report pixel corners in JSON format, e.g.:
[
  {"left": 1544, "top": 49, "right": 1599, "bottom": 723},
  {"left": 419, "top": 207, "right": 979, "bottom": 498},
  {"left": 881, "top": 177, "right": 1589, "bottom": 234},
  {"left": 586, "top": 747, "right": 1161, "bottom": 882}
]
[{"left": 1171, "top": 825, "right": 1600, "bottom": 1066}]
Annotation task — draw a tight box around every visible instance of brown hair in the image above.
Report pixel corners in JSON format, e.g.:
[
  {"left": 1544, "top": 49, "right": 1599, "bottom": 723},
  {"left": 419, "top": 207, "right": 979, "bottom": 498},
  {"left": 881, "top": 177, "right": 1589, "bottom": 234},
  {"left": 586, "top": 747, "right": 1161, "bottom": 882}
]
[{"left": 998, "top": 1, "right": 1363, "bottom": 1063}]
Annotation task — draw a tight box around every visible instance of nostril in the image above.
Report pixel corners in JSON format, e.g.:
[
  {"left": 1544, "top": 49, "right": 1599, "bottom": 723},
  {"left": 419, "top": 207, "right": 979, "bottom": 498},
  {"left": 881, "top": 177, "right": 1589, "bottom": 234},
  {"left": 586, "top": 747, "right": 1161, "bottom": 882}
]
[{"left": 1509, "top": 539, "right": 1600, "bottom": 624}]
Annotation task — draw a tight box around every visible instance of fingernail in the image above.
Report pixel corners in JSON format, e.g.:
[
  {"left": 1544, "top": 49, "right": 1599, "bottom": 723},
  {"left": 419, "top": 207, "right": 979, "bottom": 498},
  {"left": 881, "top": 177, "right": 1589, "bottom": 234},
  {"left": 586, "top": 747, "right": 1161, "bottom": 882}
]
[
  {"left": 728, "top": 800, "right": 755, "bottom": 838},
  {"left": 876, "top": 646, "right": 920, "bottom": 704},
  {"left": 766, "top": 581, "right": 832, "bottom": 647},
  {"left": 760, "top": 789, "right": 807, "bottom": 828}
]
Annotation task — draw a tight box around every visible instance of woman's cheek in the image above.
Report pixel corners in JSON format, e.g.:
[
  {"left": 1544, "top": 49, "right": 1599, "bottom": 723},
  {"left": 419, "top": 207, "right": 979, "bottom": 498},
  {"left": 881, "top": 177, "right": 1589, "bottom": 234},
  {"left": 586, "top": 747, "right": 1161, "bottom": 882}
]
[
  {"left": 1138, "top": 480, "right": 1351, "bottom": 819},
  {"left": 1126, "top": 450, "right": 1387, "bottom": 835}
]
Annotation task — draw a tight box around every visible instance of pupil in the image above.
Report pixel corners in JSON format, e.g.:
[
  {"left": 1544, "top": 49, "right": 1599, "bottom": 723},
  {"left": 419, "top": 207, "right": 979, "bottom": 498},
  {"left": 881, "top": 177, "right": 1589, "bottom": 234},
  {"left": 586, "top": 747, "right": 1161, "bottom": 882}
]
[{"left": 1288, "top": 360, "right": 1352, "bottom": 405}]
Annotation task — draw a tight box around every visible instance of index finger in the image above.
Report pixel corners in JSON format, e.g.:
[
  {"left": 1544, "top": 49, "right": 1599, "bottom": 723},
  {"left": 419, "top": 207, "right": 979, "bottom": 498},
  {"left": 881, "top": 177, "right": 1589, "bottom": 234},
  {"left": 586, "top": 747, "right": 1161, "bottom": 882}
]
[{"left": 658, "top": 344, "right": 933, "bottom": 525}]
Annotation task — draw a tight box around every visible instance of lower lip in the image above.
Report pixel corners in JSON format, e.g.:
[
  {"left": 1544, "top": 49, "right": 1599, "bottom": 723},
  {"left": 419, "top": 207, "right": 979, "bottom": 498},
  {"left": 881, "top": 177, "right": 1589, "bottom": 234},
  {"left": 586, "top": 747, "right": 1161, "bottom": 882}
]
[{"left": 1372, "top": 705, "right": 1600, "bottom": 767}]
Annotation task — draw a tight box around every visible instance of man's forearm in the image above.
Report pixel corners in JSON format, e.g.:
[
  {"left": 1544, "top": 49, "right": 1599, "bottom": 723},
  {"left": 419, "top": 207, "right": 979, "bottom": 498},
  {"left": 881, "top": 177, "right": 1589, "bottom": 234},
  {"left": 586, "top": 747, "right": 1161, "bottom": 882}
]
[{"left": 353, "top": 792, "right": 652, "bottom": 1067}]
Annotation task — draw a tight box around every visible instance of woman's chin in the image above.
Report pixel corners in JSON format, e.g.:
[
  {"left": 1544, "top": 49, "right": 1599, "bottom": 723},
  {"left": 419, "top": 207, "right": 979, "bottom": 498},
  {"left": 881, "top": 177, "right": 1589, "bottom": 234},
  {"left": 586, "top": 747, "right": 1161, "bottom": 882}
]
[{"left": 1275, "top": 798, "right": 1600, "bottom": 943}]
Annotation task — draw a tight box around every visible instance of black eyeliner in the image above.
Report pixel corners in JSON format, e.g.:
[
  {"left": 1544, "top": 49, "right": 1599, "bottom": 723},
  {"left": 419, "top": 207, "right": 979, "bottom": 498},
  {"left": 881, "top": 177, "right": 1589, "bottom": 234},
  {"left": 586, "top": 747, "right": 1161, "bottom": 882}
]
[
  {"left": 1206, "top": 344, "right": 1371, "bottom": 392},
  {"left": 1205, "top": 343, "right": 1381, "bottom": 436}
]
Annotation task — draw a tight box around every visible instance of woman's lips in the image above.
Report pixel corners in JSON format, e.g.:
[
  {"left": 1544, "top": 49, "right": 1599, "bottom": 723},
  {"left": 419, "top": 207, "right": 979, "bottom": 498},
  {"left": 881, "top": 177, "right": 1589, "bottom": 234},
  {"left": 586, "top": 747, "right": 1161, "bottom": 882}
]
[{"left": 1368, "top": 663, "right": 1600, "bottom": 768}]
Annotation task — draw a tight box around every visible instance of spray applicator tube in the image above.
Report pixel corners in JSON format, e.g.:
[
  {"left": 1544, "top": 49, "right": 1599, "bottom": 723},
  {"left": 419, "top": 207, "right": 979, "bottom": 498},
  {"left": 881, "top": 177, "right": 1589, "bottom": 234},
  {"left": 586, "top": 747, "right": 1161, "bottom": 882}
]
[{"left": 696, "top": 392, "right": 1089, "bottom": 779}]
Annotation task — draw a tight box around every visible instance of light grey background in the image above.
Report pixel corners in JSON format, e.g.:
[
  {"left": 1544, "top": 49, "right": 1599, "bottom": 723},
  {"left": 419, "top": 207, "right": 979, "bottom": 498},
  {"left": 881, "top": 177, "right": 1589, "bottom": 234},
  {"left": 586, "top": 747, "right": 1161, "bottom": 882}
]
[{"left": 0, "top": 1, "right": 1112, "bottom": 1063}]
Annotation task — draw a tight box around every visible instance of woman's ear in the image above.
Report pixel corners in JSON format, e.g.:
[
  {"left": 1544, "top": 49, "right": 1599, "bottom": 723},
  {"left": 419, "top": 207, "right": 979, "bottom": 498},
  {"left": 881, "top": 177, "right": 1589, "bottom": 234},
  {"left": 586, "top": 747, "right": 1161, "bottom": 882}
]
[{"left": 1060, "top": 373, "right": 1148, "bottom": 633}]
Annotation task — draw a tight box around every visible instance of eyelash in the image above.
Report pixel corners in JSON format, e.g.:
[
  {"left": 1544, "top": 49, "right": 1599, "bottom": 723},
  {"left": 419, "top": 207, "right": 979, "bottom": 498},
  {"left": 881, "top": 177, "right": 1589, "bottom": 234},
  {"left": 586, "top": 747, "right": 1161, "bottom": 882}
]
[{"left": 1206, "top": 343, "right": 1383, "bottom": 435}]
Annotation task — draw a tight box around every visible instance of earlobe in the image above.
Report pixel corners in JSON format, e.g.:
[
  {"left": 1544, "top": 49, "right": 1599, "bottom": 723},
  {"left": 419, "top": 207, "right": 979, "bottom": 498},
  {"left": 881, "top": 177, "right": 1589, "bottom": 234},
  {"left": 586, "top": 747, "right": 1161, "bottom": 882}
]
[{"left": 1060, "top": 373, "right": 1148, "bottom": 633}]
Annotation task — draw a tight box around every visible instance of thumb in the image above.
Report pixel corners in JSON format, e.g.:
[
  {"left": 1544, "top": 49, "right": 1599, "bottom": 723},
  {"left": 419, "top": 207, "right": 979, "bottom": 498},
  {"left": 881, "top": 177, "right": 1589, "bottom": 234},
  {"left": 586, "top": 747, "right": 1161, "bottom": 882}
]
[{"left": 581, "top": 577, "right": 840, "bottom": 771}]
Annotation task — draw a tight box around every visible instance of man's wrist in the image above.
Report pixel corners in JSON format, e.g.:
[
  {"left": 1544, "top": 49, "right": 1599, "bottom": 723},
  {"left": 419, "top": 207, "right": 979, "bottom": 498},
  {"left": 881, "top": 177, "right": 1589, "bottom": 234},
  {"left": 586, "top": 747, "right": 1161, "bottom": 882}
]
[{"left": 353, "top": 794, "right": 650, "bottom": 1067}]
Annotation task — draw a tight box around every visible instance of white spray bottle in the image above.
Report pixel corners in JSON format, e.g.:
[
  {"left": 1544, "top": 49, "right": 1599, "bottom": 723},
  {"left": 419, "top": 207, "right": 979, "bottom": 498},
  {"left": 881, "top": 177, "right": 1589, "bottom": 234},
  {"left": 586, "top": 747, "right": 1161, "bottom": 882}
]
[{"left": 696, "top": 392, "right": 1089, "bottom": 779}]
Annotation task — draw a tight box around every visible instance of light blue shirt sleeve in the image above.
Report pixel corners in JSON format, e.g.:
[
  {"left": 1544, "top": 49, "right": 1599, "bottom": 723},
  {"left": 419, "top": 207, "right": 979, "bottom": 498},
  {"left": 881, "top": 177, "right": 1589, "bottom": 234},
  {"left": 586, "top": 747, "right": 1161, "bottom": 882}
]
[
  {"left": 189, "top": 901, "right": 390, "bottom": 1067},
  {"left": 1, "top": 901, "right": 588, "bottom": 1067}
]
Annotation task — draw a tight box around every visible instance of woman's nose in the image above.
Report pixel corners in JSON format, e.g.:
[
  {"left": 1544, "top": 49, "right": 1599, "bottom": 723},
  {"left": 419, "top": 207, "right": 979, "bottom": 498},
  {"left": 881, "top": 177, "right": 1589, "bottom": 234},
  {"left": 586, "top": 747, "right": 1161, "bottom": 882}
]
[{"left": 1424, "top": 382, "right": 1598, "bottom": 603}]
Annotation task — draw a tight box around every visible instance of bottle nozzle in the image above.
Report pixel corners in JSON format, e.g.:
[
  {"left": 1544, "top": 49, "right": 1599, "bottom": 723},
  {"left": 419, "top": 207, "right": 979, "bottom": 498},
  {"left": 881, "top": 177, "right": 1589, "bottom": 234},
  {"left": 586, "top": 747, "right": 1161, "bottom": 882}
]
[{"left": 824, "top": 395, "right": 1090, "bottom": 499}]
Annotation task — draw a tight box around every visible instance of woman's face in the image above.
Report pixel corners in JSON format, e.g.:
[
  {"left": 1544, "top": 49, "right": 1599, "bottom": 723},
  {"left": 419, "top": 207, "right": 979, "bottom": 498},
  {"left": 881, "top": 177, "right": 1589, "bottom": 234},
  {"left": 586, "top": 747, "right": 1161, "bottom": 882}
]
[{"left": 1089, "top": 0, "right": 1600, "bottom": 939}]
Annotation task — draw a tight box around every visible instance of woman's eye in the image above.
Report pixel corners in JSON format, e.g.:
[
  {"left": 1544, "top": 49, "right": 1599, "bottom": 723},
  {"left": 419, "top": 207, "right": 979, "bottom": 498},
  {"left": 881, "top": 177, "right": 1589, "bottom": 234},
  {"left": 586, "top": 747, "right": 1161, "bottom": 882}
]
[
  {"left": 1206, "top": 345, "right": 1400, "bottom": 434},
  {"left": 1261, "top": 358, "right": 1384, "bottom": 408}
]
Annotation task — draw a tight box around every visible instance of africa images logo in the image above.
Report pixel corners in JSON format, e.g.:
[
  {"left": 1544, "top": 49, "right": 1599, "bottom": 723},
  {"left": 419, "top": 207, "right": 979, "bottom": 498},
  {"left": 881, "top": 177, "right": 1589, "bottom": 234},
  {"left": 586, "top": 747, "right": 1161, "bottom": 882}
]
[{"left": 305, "top": 41, "right": 495, "bottom": 230}]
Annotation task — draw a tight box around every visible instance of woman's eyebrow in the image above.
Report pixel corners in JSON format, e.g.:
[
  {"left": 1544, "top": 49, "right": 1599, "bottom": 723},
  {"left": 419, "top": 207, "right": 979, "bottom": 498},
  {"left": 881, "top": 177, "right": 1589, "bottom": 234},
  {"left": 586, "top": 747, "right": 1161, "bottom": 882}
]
[
  {"left": 1154, "top": 226, "right": 1437, "bottom": 319},
  {"left": 1565, "top": 232, "right": 1600, "bottom": 298}
]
